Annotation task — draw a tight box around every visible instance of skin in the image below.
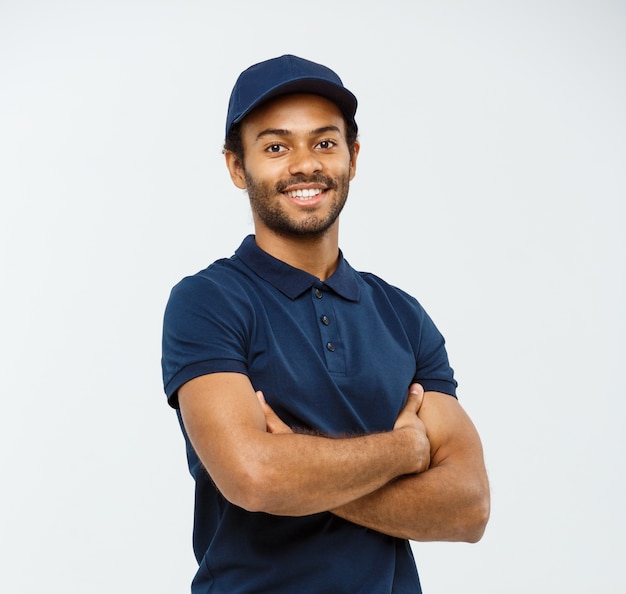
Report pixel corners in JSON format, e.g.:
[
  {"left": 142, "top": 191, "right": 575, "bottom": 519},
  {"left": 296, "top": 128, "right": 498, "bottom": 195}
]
[
  {"left": 180, "top": 373, "right": 430, "bottom": 516},
  {"left": 260, "top": 388, "right": 489, "bottom": 541},
  {"left": 224, "top": 93, "right": 358, "bottom": 280},
  {"left": 178, "top": 93, "right": 490, "bottom": 541}
]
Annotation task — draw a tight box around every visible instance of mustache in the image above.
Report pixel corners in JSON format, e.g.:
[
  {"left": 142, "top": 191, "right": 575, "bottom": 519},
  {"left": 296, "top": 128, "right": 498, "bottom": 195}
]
[{"left": 275, "top": 174, "right": 337, "bottom": 193}]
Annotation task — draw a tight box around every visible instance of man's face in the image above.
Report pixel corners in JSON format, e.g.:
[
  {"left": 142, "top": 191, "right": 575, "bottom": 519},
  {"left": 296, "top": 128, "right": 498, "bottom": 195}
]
[{"left": 227, "top": 93, "right": 359, "bottom": 239}]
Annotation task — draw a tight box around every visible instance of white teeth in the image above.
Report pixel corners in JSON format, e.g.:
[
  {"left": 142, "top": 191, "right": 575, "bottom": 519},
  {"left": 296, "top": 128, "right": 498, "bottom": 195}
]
[{"left": 286, "top": 188, "right": 323, "bottom": 199}]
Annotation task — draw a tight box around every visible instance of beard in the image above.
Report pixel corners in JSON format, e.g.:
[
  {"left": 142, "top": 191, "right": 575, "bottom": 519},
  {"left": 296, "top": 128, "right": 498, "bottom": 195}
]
[{"left": 244, "top": 169, "right": 351, "bottom": 239}]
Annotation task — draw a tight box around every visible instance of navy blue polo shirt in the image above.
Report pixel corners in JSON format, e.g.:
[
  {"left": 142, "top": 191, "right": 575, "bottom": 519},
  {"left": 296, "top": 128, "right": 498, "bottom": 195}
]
[{"left": 162, "top": 235, "right": 457, "bottom": 594}]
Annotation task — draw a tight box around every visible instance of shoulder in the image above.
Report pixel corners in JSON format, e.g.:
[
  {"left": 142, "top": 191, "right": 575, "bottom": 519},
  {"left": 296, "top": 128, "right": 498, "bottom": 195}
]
[
  {"left": 168, "top": 255, "right": 255, "bottom": 303},
  {"left": 164, "top": 256, "right": 260, "bottom": 331},
  {"left": 169, "top": 257, "right": 237, "bottom": 296},
  {"left": 356, "top": 270, "right": 425, "bottom": 315}
]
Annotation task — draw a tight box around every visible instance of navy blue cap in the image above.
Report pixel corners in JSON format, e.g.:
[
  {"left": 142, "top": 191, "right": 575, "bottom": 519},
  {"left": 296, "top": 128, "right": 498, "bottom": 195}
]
[{"left": 225, "top": 54, "right": 358, "bottom": 137}]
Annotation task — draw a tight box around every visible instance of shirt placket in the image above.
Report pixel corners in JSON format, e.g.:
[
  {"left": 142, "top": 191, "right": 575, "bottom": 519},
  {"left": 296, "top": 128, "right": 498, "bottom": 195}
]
[{"left": 311, "top": 282, "right": 345, "bottom": 374}]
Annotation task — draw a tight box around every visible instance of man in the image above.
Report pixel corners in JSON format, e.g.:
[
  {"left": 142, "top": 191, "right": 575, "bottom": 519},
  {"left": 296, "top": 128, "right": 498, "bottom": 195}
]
[{"left": 162, "top": 54, "right": 490, "bottom": 593}]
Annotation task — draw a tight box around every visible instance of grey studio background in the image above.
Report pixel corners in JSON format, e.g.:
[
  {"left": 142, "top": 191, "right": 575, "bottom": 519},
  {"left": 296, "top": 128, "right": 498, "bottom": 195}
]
[{"left": 1, "top": 1, "right": 624, "bottom": 592}]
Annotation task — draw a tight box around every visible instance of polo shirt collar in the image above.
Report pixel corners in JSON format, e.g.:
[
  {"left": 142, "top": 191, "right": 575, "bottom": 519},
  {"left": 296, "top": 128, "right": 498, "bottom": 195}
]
[{"left": 235, "top": 235, "right": 360, "bottom": 302}]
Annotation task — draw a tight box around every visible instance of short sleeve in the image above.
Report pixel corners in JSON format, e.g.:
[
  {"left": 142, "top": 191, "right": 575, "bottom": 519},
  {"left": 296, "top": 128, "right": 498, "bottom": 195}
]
[
  {"left": 161, "top": 273, "right": 250, "bottom": 408},
  {"left": 412, "top": 306, "right": 458, "bottom": 398}
]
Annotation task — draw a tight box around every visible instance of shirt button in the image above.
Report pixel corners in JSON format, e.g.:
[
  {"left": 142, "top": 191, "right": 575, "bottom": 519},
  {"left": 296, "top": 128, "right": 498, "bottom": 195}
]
[
  {"left": 326, "top": 342, "right": 335, "bottom": 352},
  {"left": 321, "top": 315, "right": 330, "bottom": 325},
  {"left": 315, "top": 288, "right": 323, "bottom": 299}
]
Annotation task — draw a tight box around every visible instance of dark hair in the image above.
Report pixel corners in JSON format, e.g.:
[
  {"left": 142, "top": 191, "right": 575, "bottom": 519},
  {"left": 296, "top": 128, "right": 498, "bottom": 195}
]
[
  {"left": 223, "top": 123, "right": 245, "bottom": 161},
  {"left": 223, "top": 118, "right": 359, "bottom": 163}
]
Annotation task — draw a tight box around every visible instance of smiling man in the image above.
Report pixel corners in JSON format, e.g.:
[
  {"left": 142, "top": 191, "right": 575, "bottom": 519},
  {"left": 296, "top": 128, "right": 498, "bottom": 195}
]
[{"left": 162, "top": 54, "right": 490, "bottom": 593}]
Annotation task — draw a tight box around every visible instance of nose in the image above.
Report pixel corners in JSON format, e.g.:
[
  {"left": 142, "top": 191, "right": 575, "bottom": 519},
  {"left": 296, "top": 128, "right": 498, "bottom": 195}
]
[{"left": 288, "top": 145, "right": 322, "bottom": 177}]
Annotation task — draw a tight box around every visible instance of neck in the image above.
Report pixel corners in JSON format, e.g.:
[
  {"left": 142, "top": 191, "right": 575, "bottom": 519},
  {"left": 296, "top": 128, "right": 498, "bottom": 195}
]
[{"left": 254, "top": 224, "right": 340, "bottom": 281}]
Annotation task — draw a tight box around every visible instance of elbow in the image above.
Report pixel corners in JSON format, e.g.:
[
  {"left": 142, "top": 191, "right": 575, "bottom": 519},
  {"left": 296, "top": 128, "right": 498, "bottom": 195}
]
[
  {"left": 216, "top": 459, "right": 286, "bottom": 514},
  {"left": 225, "top": 488, "right": 266, "bottom": 515},
  {"left": 195, "top": 438, "right": 297, "bottom": 514},
  {"left": 462, "top": 483, "right": 491, "bottom": 543},
  {"left": 463, "top": 505, "right": 490, "bottom": 543},
  {"left": 218, "top": 465, "right": 270, "bottom": 513}
]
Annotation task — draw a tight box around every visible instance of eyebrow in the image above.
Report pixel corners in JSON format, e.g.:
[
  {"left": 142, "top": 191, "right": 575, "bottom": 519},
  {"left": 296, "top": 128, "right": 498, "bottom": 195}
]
[{"left": 255, "top": 125, "right": 342, "bottom": 141}]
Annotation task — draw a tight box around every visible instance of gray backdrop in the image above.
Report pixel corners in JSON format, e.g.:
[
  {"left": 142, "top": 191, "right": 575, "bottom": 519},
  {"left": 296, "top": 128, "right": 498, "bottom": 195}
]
[{"left": 2, "top": 1, "right": 624, "bottom": 592}]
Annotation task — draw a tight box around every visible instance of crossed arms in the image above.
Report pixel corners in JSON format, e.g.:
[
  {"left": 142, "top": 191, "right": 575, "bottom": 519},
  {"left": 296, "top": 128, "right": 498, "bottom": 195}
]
[{"left": 178, "top": 372, "right": 490, "bottom": 542}]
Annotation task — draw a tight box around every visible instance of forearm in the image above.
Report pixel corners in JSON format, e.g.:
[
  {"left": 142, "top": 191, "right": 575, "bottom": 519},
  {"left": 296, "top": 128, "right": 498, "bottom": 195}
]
[
  {"left": 179, "top": 374, "right": 429, "bottom": 518},
  {"left": 332, "top": 457, "right": 490, "bottom": 542},
  {"left": 228, "top": 428, "right": 425, "bottom": 516},
  {"left": 333, "top": 391, "right": 491, "bottom": 542}
]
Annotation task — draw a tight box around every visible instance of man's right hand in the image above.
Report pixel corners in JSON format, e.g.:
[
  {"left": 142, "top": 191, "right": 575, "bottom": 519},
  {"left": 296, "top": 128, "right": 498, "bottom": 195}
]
[{"left": 393, "top": 383, "right": 431, "bottom": 475}]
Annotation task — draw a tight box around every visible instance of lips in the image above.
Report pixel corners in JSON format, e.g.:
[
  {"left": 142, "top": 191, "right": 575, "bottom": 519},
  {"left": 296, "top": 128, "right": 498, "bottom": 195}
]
[
  {"left": 276, "top": 175, "right": 337, "bottom": 197},
  {"left": 284, "top": 188, "right": 325, "bottom": 199}
]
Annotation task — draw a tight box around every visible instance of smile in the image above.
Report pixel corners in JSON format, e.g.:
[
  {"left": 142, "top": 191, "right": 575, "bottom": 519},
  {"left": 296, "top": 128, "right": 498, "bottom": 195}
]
[{"left": 284, "top": 188, "right": 325, "bottom": 199}]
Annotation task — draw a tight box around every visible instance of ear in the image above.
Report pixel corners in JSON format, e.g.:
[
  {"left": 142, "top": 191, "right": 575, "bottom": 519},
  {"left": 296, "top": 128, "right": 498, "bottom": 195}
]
[
  {"left": 349, "top": 140, "right": 360, "bottom": 181},
  {"left": 224, "top": 151, "right": 247, "bottom": 189}
]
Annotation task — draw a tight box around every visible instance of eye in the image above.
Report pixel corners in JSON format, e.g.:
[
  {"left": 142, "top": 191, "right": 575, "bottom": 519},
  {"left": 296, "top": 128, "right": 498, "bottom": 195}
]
[
  {"left": 266, "top": 144, "right": 286, "bottom": 154},
  {"left": 316, "top": 140, "right": 336, "bottom": 150}
]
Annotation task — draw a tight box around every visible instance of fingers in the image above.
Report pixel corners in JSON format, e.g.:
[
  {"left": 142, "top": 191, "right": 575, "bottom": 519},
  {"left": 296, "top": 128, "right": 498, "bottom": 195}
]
[
  {"left": 256, "top": 390, "right": 274, "bottom": 417},
  {"left": 256, "top": 391, "right": 293, "bottom": 434},
  {"left": 407, "top": 383, "right": 425, "bottom": 413}
]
